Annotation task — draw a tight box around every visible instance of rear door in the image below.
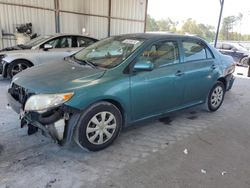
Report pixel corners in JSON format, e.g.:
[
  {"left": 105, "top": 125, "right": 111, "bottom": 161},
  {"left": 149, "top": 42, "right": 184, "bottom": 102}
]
[
  {"left": 179, "top": 39, "right": 217, "bottom": 105},
  {"left": 130, "top": 40, "right": 184, "bottom": 121}
]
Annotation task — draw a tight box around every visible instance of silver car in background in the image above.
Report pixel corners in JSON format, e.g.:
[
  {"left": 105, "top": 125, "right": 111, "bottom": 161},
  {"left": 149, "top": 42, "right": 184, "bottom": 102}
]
[{"left": 0, "top": 34, "right": 98, "bottom": 78}]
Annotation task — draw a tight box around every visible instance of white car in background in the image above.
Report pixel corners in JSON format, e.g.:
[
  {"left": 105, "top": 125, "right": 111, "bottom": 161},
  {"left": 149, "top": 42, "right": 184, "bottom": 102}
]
[{"left": 0, "top": 34, "right": 98, "bottom": 78}]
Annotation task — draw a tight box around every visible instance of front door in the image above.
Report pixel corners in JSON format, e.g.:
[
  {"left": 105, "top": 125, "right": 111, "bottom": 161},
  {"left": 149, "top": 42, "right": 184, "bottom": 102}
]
[{"left": 130, "top": 40, "right": 184, "bottom": 121}]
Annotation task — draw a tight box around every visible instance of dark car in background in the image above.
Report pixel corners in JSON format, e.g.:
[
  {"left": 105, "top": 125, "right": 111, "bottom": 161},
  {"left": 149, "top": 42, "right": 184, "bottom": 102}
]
[{"left": 215, "top": 42, "right": 250, "bottom": 66}]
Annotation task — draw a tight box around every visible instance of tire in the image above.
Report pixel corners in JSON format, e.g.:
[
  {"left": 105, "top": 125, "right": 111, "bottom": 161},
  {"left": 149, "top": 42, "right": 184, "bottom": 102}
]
[
  {"left": 239, "top": 57, "right": 249, "bottom": 66},
  {"left": 206, "top": 81, "right": 225, "bottom": 112},
  {"left": 74, "top": 102, "right": 122, "bottom": 151},
  {"left": 7, "top": 60, "right": 32, "bottom": 78}
]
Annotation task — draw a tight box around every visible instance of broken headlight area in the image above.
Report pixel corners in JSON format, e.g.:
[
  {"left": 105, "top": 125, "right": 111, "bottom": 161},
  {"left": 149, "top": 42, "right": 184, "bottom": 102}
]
[{"left": 8, "top": 83, "right": 78, "bottom": 144}]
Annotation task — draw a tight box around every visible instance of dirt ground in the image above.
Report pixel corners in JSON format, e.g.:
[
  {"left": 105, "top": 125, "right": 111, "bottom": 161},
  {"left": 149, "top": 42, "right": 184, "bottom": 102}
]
[{"left": 0, "top": 67, "right": 250, "bottom": 188}]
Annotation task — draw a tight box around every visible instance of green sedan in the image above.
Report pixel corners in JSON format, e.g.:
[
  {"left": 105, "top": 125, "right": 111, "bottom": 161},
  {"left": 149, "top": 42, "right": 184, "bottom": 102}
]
[{"left": 7, "top": 33, "right": 235, "bottom": 151}]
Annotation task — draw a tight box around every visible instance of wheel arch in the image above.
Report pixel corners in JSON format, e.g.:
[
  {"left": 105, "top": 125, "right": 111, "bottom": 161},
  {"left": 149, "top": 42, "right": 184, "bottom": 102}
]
[
  {"left": 64, "top": 98, "right": 127, "bottom": 146},
  {"left": 11, "top": 59, "right": 34, "bottom": 66},
  {"left": 217, "top": 77, "right": 227, "bottom": 89},
  {"left": 99, "top": 98, "right": 127, "bottom": 127},
  {"left": 78, "top": 97, "right": 127, "bottom": 127},
  {"left": 6, "top": 59, "right": 34, "bottom": 78},
  {"left": 239, "top": 55, "right": 249, "bottom": 65}
]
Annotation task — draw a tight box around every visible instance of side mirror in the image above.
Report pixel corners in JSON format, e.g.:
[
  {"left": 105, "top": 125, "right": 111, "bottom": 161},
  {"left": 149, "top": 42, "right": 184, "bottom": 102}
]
[
  {"left": 133, "top": 60, "right": 154, "bottom": 72},
  {"left": 43, "top": 44, "right": 53, "bottom": 51}
]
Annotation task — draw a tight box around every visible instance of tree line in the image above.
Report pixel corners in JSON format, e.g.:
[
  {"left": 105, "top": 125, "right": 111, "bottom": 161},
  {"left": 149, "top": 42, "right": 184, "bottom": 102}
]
[{"left": 146, "top": 14, "right": 250, "bottom": 42}]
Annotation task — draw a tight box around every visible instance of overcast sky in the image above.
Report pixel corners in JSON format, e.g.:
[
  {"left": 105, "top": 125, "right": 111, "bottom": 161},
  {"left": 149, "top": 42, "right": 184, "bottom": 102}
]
[{"left": 148, "top": 0, "right": 250, "bottom": 34}]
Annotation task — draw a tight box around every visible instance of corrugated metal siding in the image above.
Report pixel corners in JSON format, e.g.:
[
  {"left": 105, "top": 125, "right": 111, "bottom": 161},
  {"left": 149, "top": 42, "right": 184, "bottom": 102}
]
[
  {"left": 0, "top": 0, "right": 54, "bottom": 9},
  {"left": 0, "top": 4, "right": 55, "bottom": 34},
  {"left": 60, "top": 12, "right": 108, "bottom": 39},
  {"left": 111, "top": 0, "right": 146, "bottom": 20},
  {"left": 59, "top": 0, "right": 108, "bottom": 16},
  {"left": 110, "top": 19, "right": 144, "bottom": 36},
  {"left": 1, "top": 36, "right": 16, "bottom": 49},
  {"left": 0, "top": 0, "right": 147, "bottom": 48},
  {"left": 0, "top": 1, "right": 55, "bottom": 47}
]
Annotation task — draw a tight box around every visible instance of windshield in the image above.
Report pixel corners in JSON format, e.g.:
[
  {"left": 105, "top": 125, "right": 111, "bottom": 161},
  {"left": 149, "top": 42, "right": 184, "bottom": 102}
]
[
  {"left": 73, "top": 36, "right": 145, "bottom": 69},
  {"left": 233, "top": 43, "right": 249, "bottom": 51},
  {"left": 24, "top": 35, "right": 52, "bottom": 47}
]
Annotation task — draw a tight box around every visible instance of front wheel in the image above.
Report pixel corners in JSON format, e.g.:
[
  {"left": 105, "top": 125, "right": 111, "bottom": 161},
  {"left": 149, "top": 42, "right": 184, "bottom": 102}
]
[
  {"left": 206, "top": 81, "right": 225, "bottom": 112},
  {"left": 7, "top": 60, "right": 32, "bottom": 78},
  {"left": 74, "top": 102, "right": 122, "bottom": 151}
]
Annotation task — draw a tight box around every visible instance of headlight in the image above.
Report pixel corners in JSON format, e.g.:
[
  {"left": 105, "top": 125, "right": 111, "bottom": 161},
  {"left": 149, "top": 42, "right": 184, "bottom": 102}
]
[{"left": 24, "top": 92, "right": 74, "bottom": 112}]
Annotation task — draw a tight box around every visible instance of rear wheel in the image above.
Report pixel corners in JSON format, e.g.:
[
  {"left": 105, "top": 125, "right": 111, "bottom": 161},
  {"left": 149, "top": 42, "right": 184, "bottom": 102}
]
[
  {"left": 239, "top": 57, "right": 249, "bottom": 66},
  {"left": 7, "top": 60, "right": 32, "bottom": 78},
  {"left": 74, "top": 102, "right": 122, "bottom": 151},
  {"left": 206, "top": 81, "right": 225, "bottom": 112}
]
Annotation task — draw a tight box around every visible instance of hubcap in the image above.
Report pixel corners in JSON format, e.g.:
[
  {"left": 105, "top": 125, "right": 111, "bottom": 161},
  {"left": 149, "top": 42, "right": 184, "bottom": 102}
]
[
  {"left": 86, "top": 111, "right": 117, "bottom": 145},
  {"left": 211, "top": 86, "right": 224, "bottom": 108},
  {"left": 11, "top": 63, "right": 29, "bottom": 77}
]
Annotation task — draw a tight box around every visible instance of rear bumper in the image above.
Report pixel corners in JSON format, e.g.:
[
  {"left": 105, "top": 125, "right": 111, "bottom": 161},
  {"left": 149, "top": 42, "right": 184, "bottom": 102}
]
[
  {"left": 0, "top": 62, "right": 3, "bottom": 74},
  {"left": 226, "top": 74, "right": 235, "bottom": 91}
]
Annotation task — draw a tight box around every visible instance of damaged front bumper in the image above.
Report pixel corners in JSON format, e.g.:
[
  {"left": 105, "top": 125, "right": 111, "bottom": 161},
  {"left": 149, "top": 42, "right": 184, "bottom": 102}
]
[
  {"left": 7, "top": 90, "right": 81, "bottom": 145},
  {"left": 21, "top": 110, "right": 67, "bottom": 143}
]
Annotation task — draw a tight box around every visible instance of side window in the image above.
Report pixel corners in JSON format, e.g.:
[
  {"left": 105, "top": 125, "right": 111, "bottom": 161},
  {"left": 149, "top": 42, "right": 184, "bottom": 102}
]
[
  {"left": 77, "top": 37, "right": 96, "bottom": 48},
  {"left": 43, "top": 37, "right": 72, "bottom": 48},
  {"left": 137, "top": 41, "right": 179, "bottom": 67},
  {"left": 183, "top": 41, "right": 207, "bottom": 62}
]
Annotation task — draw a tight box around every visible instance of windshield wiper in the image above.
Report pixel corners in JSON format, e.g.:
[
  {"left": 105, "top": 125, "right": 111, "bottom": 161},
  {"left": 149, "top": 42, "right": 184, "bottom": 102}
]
[{"left": 71, "top": 56, "right": 97, "bottom": 69}]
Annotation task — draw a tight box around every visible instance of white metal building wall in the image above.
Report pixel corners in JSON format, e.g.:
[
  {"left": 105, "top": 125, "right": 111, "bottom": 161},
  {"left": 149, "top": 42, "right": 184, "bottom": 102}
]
[
  {"left": 0, "top": 0, "right": 55, "bottom": 48},
  {"left": 59, "top": 0, "right": 147, "bottom": 39},
  {"left": 110, "top": 0, "right": 146, "bottom": 35},
  {"left": 59, "top": 0, "right": 109, "bottom": 39},
  {"left": 0, "top": 0, "right": 147, "bottom": 48}
]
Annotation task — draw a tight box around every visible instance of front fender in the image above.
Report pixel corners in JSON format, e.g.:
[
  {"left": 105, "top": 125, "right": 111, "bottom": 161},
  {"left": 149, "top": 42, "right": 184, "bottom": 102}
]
[{"left": 3, "top": 53, "right": 39, "bottom": 66}]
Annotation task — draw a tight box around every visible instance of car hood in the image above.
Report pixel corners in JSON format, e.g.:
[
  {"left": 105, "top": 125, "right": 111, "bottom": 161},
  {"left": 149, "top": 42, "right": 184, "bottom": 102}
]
[
  {"left": 12, "top": 60, "right": 106, "bottom": 93},
  {"left": 0, "top": 44, "right": 32, "bottom": 52},
  {"left": 0, "top": 49, "right": 37, "bottom": 57}
]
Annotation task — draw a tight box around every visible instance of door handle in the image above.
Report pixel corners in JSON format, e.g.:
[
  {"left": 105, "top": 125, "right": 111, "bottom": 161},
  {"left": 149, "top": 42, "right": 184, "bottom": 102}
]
[{"left": 175, "top": 70, "right": 184, "bottom": 76}]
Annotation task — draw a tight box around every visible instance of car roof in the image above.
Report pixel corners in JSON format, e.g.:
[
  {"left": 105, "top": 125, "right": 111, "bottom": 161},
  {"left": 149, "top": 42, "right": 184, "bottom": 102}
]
[
  {"left": 115, "top": 33, "right": 204, "bottom": 41},
  {"left": 43, "top": 33, "right": 98, "bottom": 40}
]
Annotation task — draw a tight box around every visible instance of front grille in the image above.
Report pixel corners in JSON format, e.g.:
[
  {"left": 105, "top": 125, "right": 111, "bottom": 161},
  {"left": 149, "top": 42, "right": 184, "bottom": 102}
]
[{"left": 8, "top": 83, "right": 31, "bottom": 108}]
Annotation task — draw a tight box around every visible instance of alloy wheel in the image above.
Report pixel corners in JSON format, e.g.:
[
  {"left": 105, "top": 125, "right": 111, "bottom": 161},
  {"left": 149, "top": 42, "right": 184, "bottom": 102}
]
[{"left": 11, "top": 63, "right": 29, "bottom": 77}]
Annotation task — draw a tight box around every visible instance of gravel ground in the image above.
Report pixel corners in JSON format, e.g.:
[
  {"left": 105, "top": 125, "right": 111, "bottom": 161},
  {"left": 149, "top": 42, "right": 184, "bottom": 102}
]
[{"left": 0, "top": 68, "right": 250, "bottom": 188}]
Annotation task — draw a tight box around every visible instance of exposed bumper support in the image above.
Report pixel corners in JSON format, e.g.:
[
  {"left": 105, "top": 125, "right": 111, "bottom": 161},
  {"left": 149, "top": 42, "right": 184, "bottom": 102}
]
[{"left": 7, "top": 91, "right": 22, "bottom": 114}]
